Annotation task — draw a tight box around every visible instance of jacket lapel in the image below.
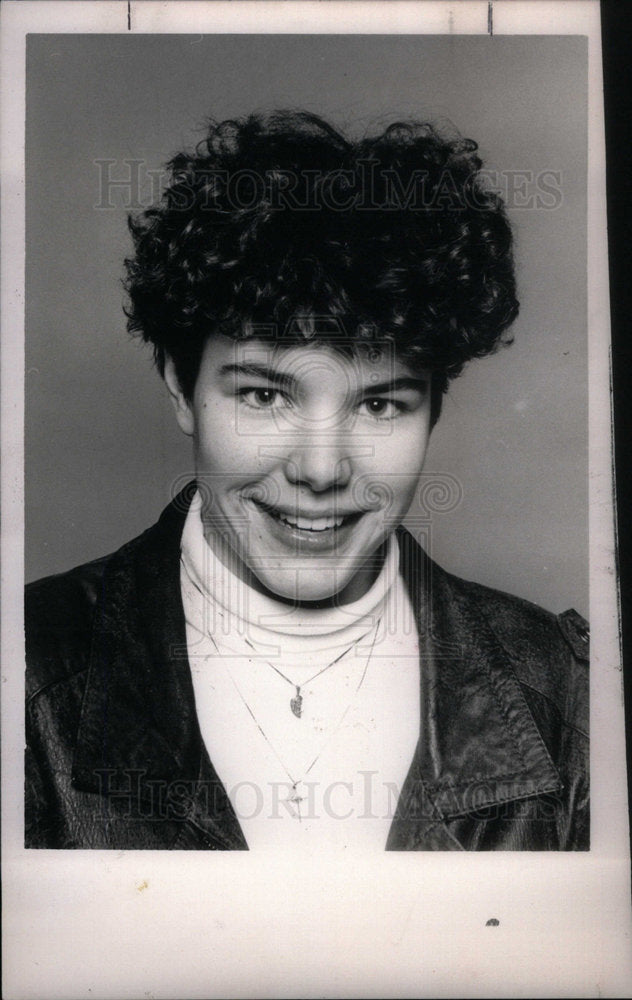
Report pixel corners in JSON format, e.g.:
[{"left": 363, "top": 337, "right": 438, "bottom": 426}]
[
  {"left": 386, "top": 529, "right": 562, "bottom": 850},
  {"left": 71, "top": 485, "right": 247, "bottom": 849}
]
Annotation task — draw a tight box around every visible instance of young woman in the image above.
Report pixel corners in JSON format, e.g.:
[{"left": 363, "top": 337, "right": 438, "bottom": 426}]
[{"left": 25, "top": 112, "right": 589, "bottom": 850}]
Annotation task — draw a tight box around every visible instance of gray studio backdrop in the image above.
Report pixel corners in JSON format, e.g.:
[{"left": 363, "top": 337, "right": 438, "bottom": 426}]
[{"left": 26, "top": 34, "right": 588, "bottom": 617}]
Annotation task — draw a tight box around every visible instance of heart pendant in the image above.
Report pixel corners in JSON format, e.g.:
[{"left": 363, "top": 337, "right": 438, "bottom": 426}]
[{"left": 290, "top": 691, "right": 303, "bottom": 718}]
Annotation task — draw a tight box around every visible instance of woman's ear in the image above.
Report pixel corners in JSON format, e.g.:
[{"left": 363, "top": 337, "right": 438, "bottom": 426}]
[{"left": 164, "top": 357, "right": 195, "bottom": 436}]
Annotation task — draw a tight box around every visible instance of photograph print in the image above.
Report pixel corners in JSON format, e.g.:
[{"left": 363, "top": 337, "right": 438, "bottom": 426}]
[{"left": 24, "top": 32, "right": 589, "bottom": 851}]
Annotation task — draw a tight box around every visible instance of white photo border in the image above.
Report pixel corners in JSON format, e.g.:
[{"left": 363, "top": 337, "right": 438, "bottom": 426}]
[{"left": 2, "top": 2, "right": 630, "bottom": 998}]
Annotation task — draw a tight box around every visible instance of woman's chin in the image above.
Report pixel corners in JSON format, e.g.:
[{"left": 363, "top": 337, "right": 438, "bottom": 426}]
[
  {"left": 250, "top": 563, "right": 379, "bottom": 607},
  {"left": 251, "top": 571, "right": 348, "bottom": 606}
]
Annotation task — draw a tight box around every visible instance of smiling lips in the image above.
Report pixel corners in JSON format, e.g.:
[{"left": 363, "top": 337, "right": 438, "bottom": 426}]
[
  {"left": 250, "top": 497, "right": 362, "bottom": 533},
  {"left": 277, "top": 512, "right": 345, "bottom": 532}
]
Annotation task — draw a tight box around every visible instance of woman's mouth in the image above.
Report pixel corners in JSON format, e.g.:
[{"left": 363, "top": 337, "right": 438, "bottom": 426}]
[
  {"left": 274, "top": 511, "right": 344, "bottom": 532},
  {"left": 249, "top": 498, "right": 362, "bottom": 534}
]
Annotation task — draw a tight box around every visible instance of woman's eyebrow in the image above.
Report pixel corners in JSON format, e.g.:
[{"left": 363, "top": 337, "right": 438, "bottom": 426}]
[
  {"left": 361, "top": 376, "right": 429, "bottom": 395},
  {"left": 218, "top": 362, "right": 295, "bottom": 389}
]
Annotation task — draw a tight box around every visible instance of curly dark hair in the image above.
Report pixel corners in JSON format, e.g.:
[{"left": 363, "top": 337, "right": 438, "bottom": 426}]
[{"left": 125, "top": 110, "right": 518, "bottom": 423}]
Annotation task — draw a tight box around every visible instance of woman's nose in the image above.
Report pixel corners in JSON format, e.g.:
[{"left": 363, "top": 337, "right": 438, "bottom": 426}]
[{"left": 284, "top": 436, "right": 353, "bottom": 493}]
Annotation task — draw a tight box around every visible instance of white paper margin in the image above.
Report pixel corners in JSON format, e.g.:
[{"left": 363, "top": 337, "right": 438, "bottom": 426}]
[{"left": 2, "top": 2, "right": 630, "bottom": 998}]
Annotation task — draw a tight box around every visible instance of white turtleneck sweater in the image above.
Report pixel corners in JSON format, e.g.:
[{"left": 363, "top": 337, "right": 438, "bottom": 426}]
[{"left": 180, "top": 491, "right": 421, "bottom": 851}]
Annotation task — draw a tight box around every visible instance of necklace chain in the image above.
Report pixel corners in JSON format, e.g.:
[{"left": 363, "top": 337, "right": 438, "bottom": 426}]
[
  {"left": 182, "top": 547, "right": 385, "bottom": 717},
  {"left": 213, "top": 618, "right": 382, "bottom": 820},
  {"left": 242, "top": 627, "right": 376, "bottom": 718}
]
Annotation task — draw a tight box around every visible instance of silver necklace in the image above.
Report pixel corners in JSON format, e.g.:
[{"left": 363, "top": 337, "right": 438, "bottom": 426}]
[
  {"left": 183, "top": 551, "right": 381, "bottom": 717},
  {"left": 242, "top": 628, "right": 376, "bottom": 718},
  {"left": 217, "top": 619, "right": 382, "bottom": 820}
]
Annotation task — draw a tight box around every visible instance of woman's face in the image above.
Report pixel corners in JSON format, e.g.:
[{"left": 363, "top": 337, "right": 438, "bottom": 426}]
[{"left": 166, "top": 334, "right": 433, "bottom": 605}]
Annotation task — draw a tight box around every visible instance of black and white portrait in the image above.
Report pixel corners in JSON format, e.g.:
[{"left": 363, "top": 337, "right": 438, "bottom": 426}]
[{"left": 24, "top": 31, "right": 590, "bottom": 852}]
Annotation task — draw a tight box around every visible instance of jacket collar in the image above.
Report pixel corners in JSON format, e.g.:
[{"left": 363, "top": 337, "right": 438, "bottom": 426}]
[{"left": 72, "top": 485, "right": 561, "bottom": 846}]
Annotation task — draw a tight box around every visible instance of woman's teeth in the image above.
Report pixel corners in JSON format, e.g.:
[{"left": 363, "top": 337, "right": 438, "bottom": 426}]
[
  {"left": 249, "top": 496, "right": 355, "bottom": 531},
  {"left": 275, "top": 511, "right": 345, "bottom": 532}
]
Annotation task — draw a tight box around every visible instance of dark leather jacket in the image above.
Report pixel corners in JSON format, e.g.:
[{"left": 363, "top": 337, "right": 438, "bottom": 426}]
[{"left": 25, "top": 487, "right": 589, "bottom": 850}]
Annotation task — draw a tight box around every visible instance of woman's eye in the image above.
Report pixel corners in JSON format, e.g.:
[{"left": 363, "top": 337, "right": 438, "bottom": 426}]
[
  {"left": 240, "top": 387, "right": 287, "bottom": 409},
  {"left": 361, "top": 397, "right": 400, "bottom": 419}
]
